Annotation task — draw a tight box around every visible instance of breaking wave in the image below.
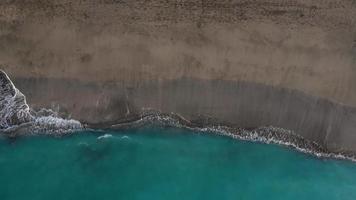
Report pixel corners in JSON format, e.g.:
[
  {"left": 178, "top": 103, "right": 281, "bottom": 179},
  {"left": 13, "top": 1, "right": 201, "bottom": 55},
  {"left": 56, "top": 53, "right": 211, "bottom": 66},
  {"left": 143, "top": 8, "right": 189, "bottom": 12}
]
[
  {"left": 0, "top": 70, "right": 82, "bottom": 135},
  {"left": 109, "top": 111, "right": 356, "bottom": 162},
  {"left": 0, "top": 112, "right": 83, "bottom": 135}
]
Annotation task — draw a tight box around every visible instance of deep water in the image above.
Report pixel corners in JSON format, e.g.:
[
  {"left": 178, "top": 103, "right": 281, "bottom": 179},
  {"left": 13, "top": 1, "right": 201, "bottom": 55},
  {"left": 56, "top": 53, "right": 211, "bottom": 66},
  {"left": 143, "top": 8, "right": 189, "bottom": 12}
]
[{"left": 0, "top": 127, "right": 356, "bottom": 200}]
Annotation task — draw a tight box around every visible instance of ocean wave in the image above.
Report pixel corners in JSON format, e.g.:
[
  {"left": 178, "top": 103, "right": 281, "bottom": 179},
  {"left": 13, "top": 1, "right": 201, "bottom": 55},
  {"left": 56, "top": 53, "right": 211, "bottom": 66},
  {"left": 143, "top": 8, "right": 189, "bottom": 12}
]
[
  {"left": 29, "top": 116, "right": 83, "bottom": 135},
  {"left": 0, "top": 116, "right": 83, "bottom": 135},
  {"left": 0, "top": 70, "right": 33, "bottom": 129},
  {"left": 97, "top": 134, "right": 113, "bottom": 140},
  {"left": 0, "top": 70, "right": 83, "bottom": 135},
  {"left": 109, "top": 111, "right": 356, "bottom": 162},
  {"left": 96, "top": 134, "right": 131, "bottom": 140},
  {"left": 121, "top": 135, "right": 130, "bottom": 140}
]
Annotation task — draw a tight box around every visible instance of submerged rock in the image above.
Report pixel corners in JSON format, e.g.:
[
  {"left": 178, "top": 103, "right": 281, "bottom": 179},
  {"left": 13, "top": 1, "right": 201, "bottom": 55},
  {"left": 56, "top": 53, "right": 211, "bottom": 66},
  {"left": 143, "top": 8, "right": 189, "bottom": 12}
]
[{"left": 0, "top": 70, "right": 34, "bottom": 129}]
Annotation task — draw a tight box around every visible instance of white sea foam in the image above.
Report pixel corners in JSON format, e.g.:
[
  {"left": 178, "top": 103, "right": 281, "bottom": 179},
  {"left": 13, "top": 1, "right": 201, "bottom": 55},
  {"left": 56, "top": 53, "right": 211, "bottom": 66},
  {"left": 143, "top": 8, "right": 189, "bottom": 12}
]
[
  {"left": 121, "top": 135, "right": 130, "bottom": 140},
  {"left": 78, "top": 142, "right": 89, "bottom": 147},
  {"left": 0, "top": 70, "right": 83, "bottom": 135},
  {"left": 0, "top": 70, "right": 33, "bottom": 129},
  {"left": 29, "top": 116, "right": 83, "bottom": 135},
  {"left": 0, "top": 108, "right": 83, "bottom": 135},
  {"left": 97, "top": 134, "right": 113, "bottom": 140}
]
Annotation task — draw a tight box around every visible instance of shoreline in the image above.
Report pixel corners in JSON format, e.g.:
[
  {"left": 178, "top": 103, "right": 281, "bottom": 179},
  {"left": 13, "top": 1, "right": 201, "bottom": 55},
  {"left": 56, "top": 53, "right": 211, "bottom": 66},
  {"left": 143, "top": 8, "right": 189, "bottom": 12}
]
[
  {"left": 75, "top": 110, "right": 356, "bottom": 162},
  {"left": 2, "top": 110, "right": 356, "bottom": 162},
  {"left": 0, "top": 68, "right": 356, "bottom": 161},
  {"left": 103, "top": 111, "right": 356, "bottom": 162},
  {"left": 9, "top": 76, "right": 356, "bottom": 155}
]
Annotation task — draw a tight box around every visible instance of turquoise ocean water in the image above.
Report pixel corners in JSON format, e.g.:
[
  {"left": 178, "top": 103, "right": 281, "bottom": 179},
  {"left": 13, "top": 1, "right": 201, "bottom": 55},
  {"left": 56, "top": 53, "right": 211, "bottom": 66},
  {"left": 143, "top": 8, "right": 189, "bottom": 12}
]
[{"left": 0, "top": 126, "right": 356, "bottom": 200}]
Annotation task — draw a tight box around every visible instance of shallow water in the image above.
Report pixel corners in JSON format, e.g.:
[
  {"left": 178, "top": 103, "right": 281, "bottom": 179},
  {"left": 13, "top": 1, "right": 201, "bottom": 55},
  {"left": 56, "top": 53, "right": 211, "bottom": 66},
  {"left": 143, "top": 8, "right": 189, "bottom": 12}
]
[{"left": 0, "top": 126, "right": 356, "bottom": 200}]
